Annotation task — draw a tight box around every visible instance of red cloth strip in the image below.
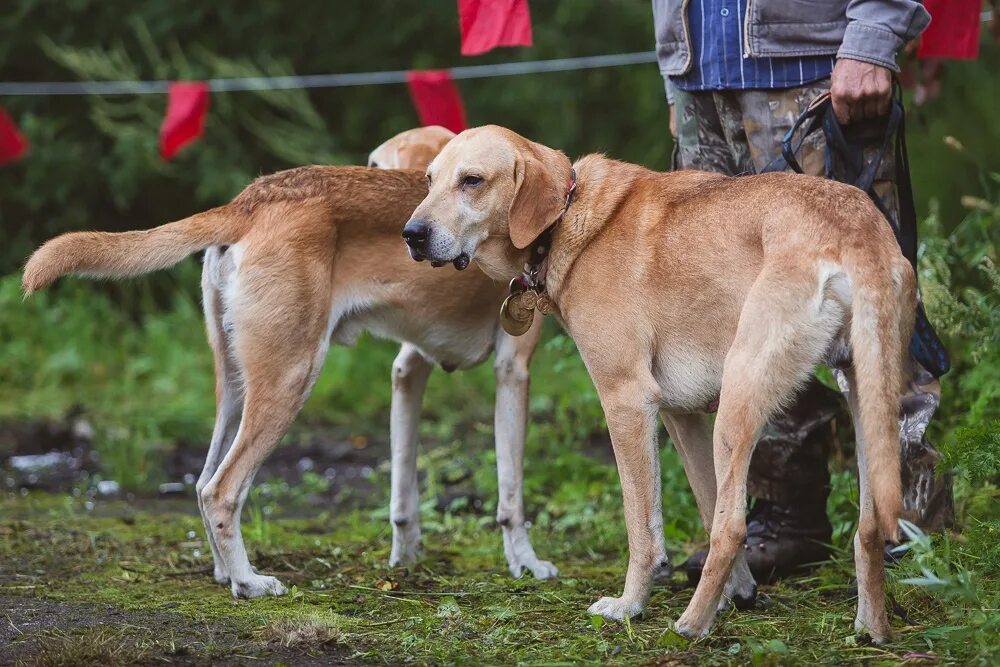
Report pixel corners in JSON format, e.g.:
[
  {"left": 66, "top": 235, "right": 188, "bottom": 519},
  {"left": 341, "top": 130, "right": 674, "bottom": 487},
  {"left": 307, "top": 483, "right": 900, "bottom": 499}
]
[
  {"left": 0, "top": 108, "right": 29, "bottom": 165},
  {"left": 458, "top": 0, "right": 533, "bottom": 56},
  {"left": 160, "top": 81, "right": 210, "bottom": 160},
  {"left": 918, "top": 0, "right": 982, "bottom": 60},
  {"left": 406, "top": 70, "right": 468, "bottom": 134}
]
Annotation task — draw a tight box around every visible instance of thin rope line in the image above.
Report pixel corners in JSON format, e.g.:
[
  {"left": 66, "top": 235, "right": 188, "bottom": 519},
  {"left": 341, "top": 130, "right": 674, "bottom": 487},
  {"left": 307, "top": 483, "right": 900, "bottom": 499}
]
[
  {"left": 3, "top": 9, "right": 992, "bottom": 97},
  {"left": 0, "top": 51, "right": 659, "bottom": 96}
]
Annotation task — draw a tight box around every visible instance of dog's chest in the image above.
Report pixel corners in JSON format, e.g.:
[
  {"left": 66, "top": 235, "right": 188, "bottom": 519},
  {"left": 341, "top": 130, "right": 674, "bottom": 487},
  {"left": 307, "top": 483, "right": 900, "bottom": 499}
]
[{"left": 652, "top": 346, "right": 724, "bottom": 413}]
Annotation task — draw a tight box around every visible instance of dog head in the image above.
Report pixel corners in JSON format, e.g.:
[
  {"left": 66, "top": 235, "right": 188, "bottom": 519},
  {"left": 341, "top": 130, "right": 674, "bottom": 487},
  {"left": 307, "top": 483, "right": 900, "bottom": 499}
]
[
  {"left": 402, "top": 125, "right": 573, "bottom": 278},
  {"left": 368, "top": 125, "right": 456, "bottom": 170}
]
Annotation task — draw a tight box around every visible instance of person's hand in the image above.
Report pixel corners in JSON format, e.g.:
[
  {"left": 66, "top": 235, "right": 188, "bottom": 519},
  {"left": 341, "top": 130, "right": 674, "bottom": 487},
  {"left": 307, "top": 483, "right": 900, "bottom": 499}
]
[
  {"left": 830, "top": 58, "right": 892, "bottom": 125},
  {"left": 669, "top": 104, "right": 677, "bottom": 138}
]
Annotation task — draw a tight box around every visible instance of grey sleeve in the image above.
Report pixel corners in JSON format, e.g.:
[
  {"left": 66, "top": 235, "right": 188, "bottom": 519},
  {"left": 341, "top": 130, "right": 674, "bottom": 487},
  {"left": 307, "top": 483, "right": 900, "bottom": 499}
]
[
  {"left": 838, "top": 0, "right": 931, "bottom": 71},
  {"left": 664, "top": 77, "right": 676, "bottom": 105}
]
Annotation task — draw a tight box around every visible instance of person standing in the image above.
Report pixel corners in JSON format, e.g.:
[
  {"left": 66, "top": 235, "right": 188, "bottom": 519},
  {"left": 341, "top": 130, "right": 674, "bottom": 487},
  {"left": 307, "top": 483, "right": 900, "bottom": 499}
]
[{"left": 652, "top": 0, "right": 954, "bottom": 582}]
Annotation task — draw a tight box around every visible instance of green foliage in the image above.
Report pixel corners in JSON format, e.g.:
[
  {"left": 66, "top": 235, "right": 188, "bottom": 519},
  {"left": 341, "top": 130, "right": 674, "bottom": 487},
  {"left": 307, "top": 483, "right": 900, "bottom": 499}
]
[
  {"left": 917, "top": 145, "right": 1000, "bottom": 487},
  {"left": 945, "top": 422, "right": 1000, "bottom": 483},
  {"left": 896, "top": 520, "right": 1000, "bottom": 665},
  {"left": 0, "top": 262, "right": 214, "bottom": 436}
]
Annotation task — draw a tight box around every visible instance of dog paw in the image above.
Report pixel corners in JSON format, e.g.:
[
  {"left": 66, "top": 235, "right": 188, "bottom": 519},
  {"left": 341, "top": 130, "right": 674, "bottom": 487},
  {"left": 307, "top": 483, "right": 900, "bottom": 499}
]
[
  {"left": 674, "top": 612, "right": 712, "bottom": 640},
  {"left": 509, "top": 558, "right": 559, "bottom": 580},
  {"left": 389, "top": 523, "right": 421, "bottom": 568},
  {"left": 854, "top": 617, "right": 891, "bottom": 645},
  {"left": 213, "top": 567, "right": 230, "bottom": 586},
  {"left": 527, "top": 559, "right": 559, "bottom": 580},
  {"left": 231, "top": 575, "right": 287, "bottom": 599},
  {"left": 502, "top": 525, "right": 557, "bottom": 580},
  {"left": 389, "top": 541, "right": 421, "bottom": 568},
  {"left": 587, "top": 596, "right": 645, "bottom": 621}
]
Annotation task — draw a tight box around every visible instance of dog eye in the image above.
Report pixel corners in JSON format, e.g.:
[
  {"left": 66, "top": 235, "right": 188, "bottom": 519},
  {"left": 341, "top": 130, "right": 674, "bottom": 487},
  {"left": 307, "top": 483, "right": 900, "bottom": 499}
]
[{"left": 461, "top": 175, "right": 484, "bottom": 188}]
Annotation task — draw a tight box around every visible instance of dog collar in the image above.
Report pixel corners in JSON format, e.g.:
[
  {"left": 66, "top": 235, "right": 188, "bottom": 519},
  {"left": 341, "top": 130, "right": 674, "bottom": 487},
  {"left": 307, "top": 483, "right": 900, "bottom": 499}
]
[{"left": 499, "top": 170, "right": 576, "bottom": 336}]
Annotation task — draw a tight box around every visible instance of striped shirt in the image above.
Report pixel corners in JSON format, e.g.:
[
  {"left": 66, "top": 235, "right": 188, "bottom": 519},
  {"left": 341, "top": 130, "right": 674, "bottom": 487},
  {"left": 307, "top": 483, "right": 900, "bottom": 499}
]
[{"left": 670, "top": 0, "right": 835, "bottom": 92}]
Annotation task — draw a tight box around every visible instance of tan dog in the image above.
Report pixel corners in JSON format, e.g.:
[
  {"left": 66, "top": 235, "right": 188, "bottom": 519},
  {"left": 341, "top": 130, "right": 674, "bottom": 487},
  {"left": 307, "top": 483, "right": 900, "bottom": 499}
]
[
  {"left": 21, "top": 127, "right": 554, "bottom": 600},
  {"left": 402, "top": 125, "right": 914, "bottom": 643},
  {"left": 369, "top": 125, "right": 455, "bottom": 170}
]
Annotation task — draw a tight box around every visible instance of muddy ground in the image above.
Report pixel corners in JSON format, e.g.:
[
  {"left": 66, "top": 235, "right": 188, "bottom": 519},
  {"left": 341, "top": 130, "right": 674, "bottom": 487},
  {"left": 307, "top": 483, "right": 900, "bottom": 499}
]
[{"left": 1, "top": 417, "right": 389, "bottom": 665}]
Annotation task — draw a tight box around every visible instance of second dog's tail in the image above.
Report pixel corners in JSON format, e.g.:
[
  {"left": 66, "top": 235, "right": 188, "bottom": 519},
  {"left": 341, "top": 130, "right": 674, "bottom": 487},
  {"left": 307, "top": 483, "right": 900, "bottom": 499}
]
[{"left": 22, "top": 206, "right": 249, "bottom": 294}]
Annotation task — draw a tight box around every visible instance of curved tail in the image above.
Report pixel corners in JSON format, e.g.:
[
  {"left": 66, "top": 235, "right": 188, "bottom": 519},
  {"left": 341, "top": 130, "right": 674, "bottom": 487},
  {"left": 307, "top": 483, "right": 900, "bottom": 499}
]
[
  {"left": 848, "top": 259, "right": 915, "bottom": 541},
  {"left": 22, "top": 206, "right": 249, "bottom": 294}
]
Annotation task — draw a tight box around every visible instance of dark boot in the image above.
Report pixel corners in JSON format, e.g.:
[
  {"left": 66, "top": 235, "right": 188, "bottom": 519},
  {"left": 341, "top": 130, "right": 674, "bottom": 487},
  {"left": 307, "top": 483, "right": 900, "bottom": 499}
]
[{"left": 683, "top": 499, "right": 833, "bottom": 586}]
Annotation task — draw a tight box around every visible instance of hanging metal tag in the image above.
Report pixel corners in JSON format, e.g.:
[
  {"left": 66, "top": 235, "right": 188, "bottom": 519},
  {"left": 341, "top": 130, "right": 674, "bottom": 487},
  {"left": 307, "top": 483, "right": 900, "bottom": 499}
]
[{"left": 499, "top": 289, "right": 537, "bottom": 336}]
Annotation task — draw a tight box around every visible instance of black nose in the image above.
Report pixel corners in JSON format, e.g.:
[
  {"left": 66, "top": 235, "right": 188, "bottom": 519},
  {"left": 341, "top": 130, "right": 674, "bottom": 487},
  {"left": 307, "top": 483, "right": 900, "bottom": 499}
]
[{"left": 402, "top": 219, "right": 430, "bottom": 250}]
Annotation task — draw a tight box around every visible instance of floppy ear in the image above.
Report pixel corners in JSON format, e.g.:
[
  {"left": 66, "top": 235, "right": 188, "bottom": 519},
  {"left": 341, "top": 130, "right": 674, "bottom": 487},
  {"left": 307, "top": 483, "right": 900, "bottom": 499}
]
[{"left": 508, "top": 142, "right": 573, "bottom": 250}]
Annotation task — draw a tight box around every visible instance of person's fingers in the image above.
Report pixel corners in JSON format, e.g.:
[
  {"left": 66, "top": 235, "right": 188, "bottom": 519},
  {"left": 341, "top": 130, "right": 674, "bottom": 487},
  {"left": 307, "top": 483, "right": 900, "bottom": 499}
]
[
  {"left": 831, "top": 94, "right": 852, "bottom": 125},
  {"left": 874, "top": 91, "right": 891, "bottom": 117},
  {"left": 861, "top": 96, "right": 879, "bottom": 121}
]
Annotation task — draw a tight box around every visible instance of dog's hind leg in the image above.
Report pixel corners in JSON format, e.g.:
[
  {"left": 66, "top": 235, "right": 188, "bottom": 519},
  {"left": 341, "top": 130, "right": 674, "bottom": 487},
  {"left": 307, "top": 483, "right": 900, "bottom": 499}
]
[
  {"left": 388, "top": 342, "right": 433, "bottom": 567},
  {"left": 200, "top": 249, "right": 334, "bottom": 599},
  {"left": 675, "top": 263, "right": 845, "bottom": 638},
  {"left": 493, "top": 319, "right": 557, "bottom": 579},
  {"left": 662, "top": 413, "right": 756, "bottom": 610},
  {"left": 197, "top": 247, "right": 244, "bottom": 585},
  {"left": 842, "top": 367, "right": 892, "bottom": 644}
]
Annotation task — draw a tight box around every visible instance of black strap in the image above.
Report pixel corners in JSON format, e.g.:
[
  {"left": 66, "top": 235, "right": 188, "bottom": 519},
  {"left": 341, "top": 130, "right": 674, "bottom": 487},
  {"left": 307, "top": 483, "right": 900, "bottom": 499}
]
[{"left": 762, "top": 93, "right": 950, "bottom": 377}]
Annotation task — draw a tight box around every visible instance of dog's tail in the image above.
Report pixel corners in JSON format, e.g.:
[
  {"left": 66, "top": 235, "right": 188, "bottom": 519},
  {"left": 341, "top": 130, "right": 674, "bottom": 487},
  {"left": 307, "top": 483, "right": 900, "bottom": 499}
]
[
  {"left": 848, "top": 256, "right": 914, "bottom": 542},
  {"left": 22, "top": 206, "right": 249, "bottom": 294}
]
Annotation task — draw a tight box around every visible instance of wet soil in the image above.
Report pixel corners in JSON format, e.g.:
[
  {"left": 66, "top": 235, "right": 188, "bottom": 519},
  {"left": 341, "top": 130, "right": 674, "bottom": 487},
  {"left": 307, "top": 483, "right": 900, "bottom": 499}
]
[{"left": 0, "top": 595, "right": 360, "bottom": 666}]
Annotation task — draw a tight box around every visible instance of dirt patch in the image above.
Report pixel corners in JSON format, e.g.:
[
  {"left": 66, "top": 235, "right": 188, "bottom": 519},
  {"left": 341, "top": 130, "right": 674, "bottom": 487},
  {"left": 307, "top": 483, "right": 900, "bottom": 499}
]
[
  {"left": 0, "top": 414, "right": 517, "bottom": 524},
  {"left": 0, "top": 595, "right": 362, "bottom": 666},
  {"left": 163, "top": 425, "right": 387, "bottom": 509},
  {"left": 1, "top": 416, "right": 385, "bottom": 508}
]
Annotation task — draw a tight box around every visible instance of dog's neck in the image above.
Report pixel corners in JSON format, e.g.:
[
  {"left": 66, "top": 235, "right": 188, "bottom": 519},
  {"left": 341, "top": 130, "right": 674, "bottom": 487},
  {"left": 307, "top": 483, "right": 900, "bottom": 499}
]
[{"left": 542, "top": 154, "right": 644, "bottom": 306}]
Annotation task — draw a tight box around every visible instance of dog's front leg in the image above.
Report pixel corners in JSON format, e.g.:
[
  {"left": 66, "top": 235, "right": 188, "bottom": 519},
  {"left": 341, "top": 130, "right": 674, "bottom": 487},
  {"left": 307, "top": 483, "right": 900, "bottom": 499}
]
[
  {"left": 493, "top": 321, "right": 557, "bottom": 579},
  {"left": 588, "top": 375, "right": 665, "bottom": 620},
  {"left": 389, "top": 343, "right": 433, "bottom": 567}
]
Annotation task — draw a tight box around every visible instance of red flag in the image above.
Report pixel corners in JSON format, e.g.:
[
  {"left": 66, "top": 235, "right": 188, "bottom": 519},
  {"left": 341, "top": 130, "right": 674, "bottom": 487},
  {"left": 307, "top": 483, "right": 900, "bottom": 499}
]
[
  {"left": 458, "top": 0, "right": 533, "bottom": 56},
  {"left": 918, "top": 0, "right": 982, "bottom": 60},
  {"left": 406, "top": 70, "right": 468, "bottom": 134},
  {"left": 0, "top": 108, "right": 29, "bottom": 165},
  {"left": 160, "top": 81, "right": 210, "bottom": 160}
]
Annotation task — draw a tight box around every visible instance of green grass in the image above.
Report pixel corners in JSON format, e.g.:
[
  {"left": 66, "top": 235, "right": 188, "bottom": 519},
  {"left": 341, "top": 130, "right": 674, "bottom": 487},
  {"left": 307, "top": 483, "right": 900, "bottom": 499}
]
[{"left": 1, "top": 487, "right": 997, "bottom": 665}]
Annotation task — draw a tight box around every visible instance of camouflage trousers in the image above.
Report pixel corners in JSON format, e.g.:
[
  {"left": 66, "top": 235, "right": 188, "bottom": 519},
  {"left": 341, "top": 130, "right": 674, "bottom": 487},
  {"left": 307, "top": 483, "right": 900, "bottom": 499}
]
[{"left": 672, "top": 80, "right": 954, "bottom": 532}]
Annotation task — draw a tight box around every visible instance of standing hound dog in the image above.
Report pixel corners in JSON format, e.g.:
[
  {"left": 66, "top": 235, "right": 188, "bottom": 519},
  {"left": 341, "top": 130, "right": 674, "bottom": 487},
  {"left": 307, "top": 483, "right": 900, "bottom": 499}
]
[
  {"left": 402, "top": 125, "right": 913, "bottom": 643},
  {"left": 22, "top": 126, "right": 555, "bottom": 600}
]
